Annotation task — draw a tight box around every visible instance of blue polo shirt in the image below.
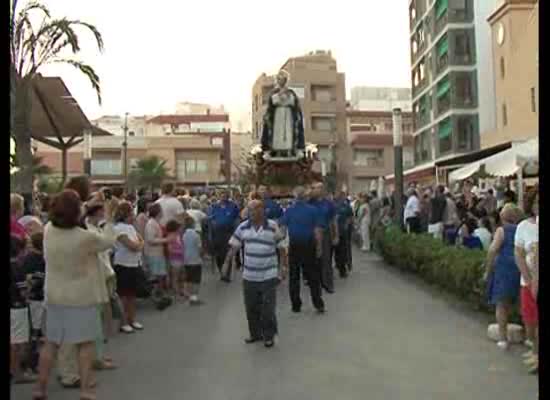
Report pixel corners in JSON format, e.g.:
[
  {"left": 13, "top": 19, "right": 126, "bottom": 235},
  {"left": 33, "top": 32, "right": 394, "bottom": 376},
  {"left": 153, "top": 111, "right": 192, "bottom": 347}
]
[
  {"left": 209, "top": 200, "right": 240, "bottom": 229},
  {"left": 309, "top": 198, "right": 336, "bottom": 230},
  {"left": 264, "top": 197, "right": 283, "bottom": 221},
  {"left": 280, "top": 200, "right": 322, "bottom": 243},
  {"left": 335, "top": 199, "right": 353, "bottom": 234}
]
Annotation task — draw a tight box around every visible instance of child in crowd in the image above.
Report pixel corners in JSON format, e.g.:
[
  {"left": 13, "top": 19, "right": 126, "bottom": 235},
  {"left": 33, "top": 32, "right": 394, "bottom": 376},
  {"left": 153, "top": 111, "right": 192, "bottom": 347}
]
[
  {"left": 11, "top": 236, "right": 36, "bottom": 384},
  {"left": 182, "top": 215, "right": 204, "bottom": 305},
  {"left": 165, "top": 220, "right": 186, "bottom": 301},
  {"left": 22, "top": 232, "right": 46, "bottom": 373}
]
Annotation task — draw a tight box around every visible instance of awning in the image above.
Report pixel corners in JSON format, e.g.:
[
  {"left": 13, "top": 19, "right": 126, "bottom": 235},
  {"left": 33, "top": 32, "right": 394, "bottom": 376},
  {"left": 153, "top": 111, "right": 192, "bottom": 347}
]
[
  {"left": 436, "top": 78, "right": 451, "bottom": 98},
  {"left": 449, "top": 138, "right": 538, "bottom": 182},
  {"left": 437, "top": 37, "right": 449, "bottom": 57},
  {"left": 436, "top": 0, "right": 448, "bottom": 19},
  {"left": 438, "top": 118, "right": 452, "bottom": 139}
]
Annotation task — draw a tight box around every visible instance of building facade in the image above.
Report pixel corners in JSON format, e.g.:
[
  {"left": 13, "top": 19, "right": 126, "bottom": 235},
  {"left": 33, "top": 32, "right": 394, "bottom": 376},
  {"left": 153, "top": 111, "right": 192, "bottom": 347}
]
[
  {"left": 347, "top": 110, "right": 415, "bottom": 193},
  {"left": 175, "top": 102, "right": 226, "bottom": 115},
  {"left": 36, "top": 114, "right": 233, "bottom": 187},
  {"left": 230, "top": 131, "right": 253, "bottom": 182},
  {"left": 350, "top": 87, "right": 412, "bottom": 112},
  {"left": 409, "top": 0, "right": 499, "bottom": 175},
  {"left": 252, "top": 50, "right": 348, "bottom": 187},
  {"left": 92, "top": 115, "right": 149, "bottom": 137},
  {"left": 484, "top": 0, "right": 538, "bottom": 149}
]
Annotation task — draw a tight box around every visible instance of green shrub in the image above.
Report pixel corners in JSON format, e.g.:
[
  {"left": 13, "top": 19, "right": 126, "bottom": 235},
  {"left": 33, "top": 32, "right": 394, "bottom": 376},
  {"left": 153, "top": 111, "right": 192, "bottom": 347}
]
[{"left": 376, "top": 225, "right": 488, "bottom": 309}]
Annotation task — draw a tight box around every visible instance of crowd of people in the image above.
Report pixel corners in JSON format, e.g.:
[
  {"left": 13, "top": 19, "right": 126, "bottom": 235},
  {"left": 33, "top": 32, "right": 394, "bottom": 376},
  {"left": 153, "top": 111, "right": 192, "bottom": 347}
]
[
  {"left": 398, "top": 180, "right": 539, "bottom": 375},
  {"left": 10, "top": 175, "right": 538, "bottom": 399}
]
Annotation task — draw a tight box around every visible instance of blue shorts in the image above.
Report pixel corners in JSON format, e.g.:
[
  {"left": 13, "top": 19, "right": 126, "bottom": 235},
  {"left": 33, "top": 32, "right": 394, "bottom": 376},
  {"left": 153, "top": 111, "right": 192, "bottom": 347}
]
[{"left": 146, "top": 255, "right": 168, "bottom": 277}]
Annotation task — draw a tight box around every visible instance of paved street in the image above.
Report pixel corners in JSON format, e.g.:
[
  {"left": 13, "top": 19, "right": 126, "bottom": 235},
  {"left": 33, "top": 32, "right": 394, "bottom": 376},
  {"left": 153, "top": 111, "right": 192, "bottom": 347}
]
[{"left": 14, "top": 250, "right": 537, "bottom": 399}]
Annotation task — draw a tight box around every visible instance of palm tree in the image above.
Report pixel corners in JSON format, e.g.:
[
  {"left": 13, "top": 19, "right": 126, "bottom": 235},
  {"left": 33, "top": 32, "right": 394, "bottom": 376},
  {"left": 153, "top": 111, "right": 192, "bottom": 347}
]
[
  {"left": 128, "top": 156, "right": 170, "bottom": 192},
  {"left": 10, "top": 0, "right": 104, "bottom": 201}
]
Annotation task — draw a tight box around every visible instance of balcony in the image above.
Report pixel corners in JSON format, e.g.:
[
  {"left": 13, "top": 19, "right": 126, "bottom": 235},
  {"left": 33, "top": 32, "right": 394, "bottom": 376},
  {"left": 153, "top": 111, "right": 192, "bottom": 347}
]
[
  {"left": 414, "top": 112, "right": 431, "bottom": 131},
  {"left": 412, "top": 78, "right": 429, "bottom": 98},
  {"left": 309, "top": 100, "right": 338, "bottom": 114},
  {"left": 436, "top": 53, "right": 449, "bottom": 76}
]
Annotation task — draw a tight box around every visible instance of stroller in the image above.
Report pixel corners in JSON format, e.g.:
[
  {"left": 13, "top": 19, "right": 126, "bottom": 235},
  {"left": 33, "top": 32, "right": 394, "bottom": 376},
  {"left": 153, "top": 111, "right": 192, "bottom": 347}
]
[{"left": 135, "top": 266, "right": 173, "bottom": 311}]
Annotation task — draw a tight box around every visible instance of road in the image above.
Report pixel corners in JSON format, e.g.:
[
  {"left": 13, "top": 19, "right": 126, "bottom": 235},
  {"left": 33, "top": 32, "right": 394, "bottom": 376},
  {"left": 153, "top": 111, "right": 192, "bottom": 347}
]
[{"left": 14, "top": 250, "right": 537, "bottom": 399}]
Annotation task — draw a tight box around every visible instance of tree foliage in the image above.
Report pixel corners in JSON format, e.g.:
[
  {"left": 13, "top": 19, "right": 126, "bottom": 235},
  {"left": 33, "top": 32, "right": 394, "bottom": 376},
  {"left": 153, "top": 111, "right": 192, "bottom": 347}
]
[{"left": 128, "top": 156, "right": 170, "bottom": 191}]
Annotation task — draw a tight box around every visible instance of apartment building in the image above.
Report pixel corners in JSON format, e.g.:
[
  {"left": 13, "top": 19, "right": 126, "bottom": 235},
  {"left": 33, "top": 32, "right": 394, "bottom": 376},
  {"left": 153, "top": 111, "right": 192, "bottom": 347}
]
[
  {"left": 409, "top": 0, "right": 500, "bottom": 179},
  {"left": 484, "top": 0, "right": 538, "bottom": 149},
  {"left": 252, "top": 50, "right": 348, "bottom": 187},
  {"left": 175, "top": 102, "right": 226, "bottom": 115},
  {"left": 347, "top": 110, "right": 415, "bottom": 193},
  {"left": 350, "top": 87, "right": 412, "bottom": 112},
  {"left": 92, "top": 115, "right": 149, "bottom": 137}
]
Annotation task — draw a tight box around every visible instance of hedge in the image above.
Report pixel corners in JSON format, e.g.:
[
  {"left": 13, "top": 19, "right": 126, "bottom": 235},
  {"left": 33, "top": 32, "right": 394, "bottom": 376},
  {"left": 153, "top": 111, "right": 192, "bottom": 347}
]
[{"left": 374, "top": 225, "right": 488, "bottom": 309}]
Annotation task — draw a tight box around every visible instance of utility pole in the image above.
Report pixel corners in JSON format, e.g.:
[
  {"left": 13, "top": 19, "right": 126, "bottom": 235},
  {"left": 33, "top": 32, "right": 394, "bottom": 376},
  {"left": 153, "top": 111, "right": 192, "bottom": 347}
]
[
  {"left": 122, "top": 112, "right": 129, "bottom": 193},
  {"left": 392, "top": 108, "right": 404, "bottom": 229}
]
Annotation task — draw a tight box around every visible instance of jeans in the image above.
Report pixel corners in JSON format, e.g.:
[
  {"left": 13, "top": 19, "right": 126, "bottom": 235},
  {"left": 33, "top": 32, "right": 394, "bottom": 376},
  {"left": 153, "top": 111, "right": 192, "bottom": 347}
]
[
  {"left": 334, "top": 233, "right": 349, "bottom": 275},
  {"left": 243, "top": 278, "right": 278, "bottom": 341},
  {"left": 289, "top": 241, "right": 324, "bottom": 310}
]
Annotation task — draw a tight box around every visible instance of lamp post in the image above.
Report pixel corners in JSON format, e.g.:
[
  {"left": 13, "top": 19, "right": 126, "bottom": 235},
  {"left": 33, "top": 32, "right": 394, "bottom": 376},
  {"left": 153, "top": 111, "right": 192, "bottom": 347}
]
[
  {"left": 83, "top": 128, "right": 92, "bottom": 177},
  {"left": 392, "top": 108, "right": 404, "bottom": 228},
  {"left": 122, "top": 112, "right": 129, "bottom": 193}
]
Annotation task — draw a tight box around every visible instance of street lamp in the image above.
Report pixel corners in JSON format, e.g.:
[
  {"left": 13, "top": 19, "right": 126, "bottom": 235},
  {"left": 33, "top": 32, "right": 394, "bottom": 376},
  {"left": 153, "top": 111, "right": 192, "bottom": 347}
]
[
  {"left": 392, "top": 108, "right": 404, "bottom": 228},
  {"left": 122, "top": 112, "right": 129, "bottom": 193},
  {"left": 83, "top": 128, "right": 92, "bottom": 177}
]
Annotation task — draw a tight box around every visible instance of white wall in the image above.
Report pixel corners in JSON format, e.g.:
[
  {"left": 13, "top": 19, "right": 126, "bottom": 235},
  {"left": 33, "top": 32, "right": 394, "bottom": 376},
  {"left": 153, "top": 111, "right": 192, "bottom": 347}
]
[{"left": 475, "top": 0, "right": 499, "bottom": 135}]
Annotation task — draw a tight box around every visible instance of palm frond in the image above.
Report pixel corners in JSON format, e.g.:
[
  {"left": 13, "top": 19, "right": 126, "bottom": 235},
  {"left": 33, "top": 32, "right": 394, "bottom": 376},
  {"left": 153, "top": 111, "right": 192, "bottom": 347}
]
[{"left": 52, "top": 59, "right": 102, "bottom": 104}]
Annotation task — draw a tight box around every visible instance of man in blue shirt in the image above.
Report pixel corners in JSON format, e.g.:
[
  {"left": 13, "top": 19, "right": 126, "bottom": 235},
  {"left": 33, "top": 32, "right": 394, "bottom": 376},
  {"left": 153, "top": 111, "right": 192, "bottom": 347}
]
[
  {"left": 280, "top": 186, "right": 325, "bottom": 313},
  {"left": 258, "top": 185, "right": 283, "bottom": 221},
  {"left": 334, "top": 191, "right": 354, "bottom": 278},
  {"left": 208, "top": 190, "right": 240, "bottom": 282},
  {"left": 309, "top": 182, "right": 338, "bottom": 293}
]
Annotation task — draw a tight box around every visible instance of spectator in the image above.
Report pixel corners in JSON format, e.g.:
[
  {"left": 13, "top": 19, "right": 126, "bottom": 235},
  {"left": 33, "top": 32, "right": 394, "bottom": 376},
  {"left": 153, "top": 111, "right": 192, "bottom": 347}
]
[
  {"left": 156, "top": 182, "right": 185, "bottom": 227},
  {"left": 404, "top": 189, "right": 421, "bottom": 234},
  {"left": 166, "top": 219, "right": 186, "bottom": 300},
  {"left": 459, "top": 218, "right": 483, "bottom": 250},
  {"left": 483, "top": 189, "right": 498, "bottom": 215},
  {"left": 84, "top": 200, "right": 118, "bottom": 371},
  {"left": 443, "top": 192, "right": 459, "bottom": 244},
  {"left": 11, "top": 193, "right": 28, "bottom": 242},
  {"left": 514, "top": 190, "right": 539, "bottom": 374},
  {"left": 34, "top": 190, "right": 117, "bottom": 400},
  {"left": 428, "top": 185, "right": 447, "bottom": 240},
  {"left": 144, "top": 203, "right": 169, "bottom": 292},
  {"left": 135, "top": 197, "right": 151, "bottom": 239},
  {"left": 182, "top": 215, "right": 204, "bottom": 305},
  {"left": 113, "top": 201, "right": 145, "bottom": 334},
  {"left": 474, "top": 217, "right": 493, "bottom": 251},
  {"left": 187, "top": 199, "right": 207, "bottom": 233},
  {"left": 357, "top": 193, "right": 371, "bottom": 252},
  {"left": 11, "top": 235, "right": 35, "bottom": 384},
  {"left": 484, "top": 204, "right": 522, "bottom": 350}
]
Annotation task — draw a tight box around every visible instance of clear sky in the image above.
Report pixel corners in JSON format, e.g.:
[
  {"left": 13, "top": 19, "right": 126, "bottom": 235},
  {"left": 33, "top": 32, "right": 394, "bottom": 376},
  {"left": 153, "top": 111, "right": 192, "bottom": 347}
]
[{"left": 39, "top": 0, "right": 412, "bottom": 130}]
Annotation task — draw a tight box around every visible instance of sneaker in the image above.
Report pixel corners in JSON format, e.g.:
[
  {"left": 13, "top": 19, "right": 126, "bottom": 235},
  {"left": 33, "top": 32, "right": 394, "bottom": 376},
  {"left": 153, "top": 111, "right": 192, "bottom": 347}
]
[
  {"left": 525, "top": 339, "right": 534, "bottom": 348},
  {"left": 131, "top": 322, "right": 144, "bottom": 330},
  {"left": 496, "top": 341, "right": 509, "bottom": 350},
  {"left": 524, "top": 355, "right": 538, "bottom": 366},
  {"left": 120, "top": 324, "right": 134, "bottom": 334},
  {"left": 528, "top": 361, "right": 539, "bottom": 375},
  {"left": 13, "top": 371, "right": 37, "bottom": 384}
]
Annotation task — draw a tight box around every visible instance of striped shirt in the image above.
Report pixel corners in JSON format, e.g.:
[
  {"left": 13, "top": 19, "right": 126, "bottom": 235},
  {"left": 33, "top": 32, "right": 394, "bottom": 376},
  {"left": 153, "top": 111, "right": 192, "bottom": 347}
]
[{"left": 229, "top": 219, "right": 286, "bottom": 282}]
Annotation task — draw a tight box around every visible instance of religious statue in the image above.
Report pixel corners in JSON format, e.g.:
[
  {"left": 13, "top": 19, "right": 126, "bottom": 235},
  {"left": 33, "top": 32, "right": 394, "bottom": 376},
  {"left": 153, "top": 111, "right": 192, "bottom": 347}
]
[{"left": 261, "top": 70, "right": 305, "bottom": 160}]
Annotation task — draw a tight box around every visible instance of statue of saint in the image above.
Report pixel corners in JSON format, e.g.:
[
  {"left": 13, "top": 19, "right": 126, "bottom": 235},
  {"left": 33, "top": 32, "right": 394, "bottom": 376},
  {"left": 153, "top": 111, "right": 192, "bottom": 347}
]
[{"left": 261, "top": 70, "right": 305, "bottom": 159}]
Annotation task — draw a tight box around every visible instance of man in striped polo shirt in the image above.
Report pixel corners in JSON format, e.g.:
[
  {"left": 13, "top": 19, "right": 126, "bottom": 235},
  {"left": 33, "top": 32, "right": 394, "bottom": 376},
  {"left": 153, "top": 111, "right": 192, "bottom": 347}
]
[{"left": 222, "top": 199, "right": 288, "bottom": 348}]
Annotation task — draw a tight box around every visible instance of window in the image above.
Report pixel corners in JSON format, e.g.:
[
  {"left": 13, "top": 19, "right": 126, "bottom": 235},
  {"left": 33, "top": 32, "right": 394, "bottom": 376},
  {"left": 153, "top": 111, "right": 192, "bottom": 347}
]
[
  {"left": 502, "top": 103, "right": 508, "bottom": 126},
  {"left": 531, "top": 87, "right": 537, "bottom": 113},
  {"left": 312, "top": 85, "right": 333, "bottom": 102},
  {"left": 312, "top": 117, "right": 334, "bottom": 132},
  {"left": 317, "top": 147, "right": 331, "bottom": 163},
  {"left": 455, "top": 74, "right": 472, "bottom": 105},
  {"left": 197, "top": 160, "right": 208, "bottom": 173},
  {"left": 500, "top": 57, "right": 505, "bottom": 79},
  {"left": 91, "top": 159, "right": 121, "bottom": 175},
  {"left": 438, "top": 117, "right": 452, "bottom": 154},
  {"left": 457, "top": 116, "right": 474, "bottom": 151},
  {"left": 455, "top": 33, "right": 471, "bottom": 62},
  {"left": 353, "top": 149, "right": 384, "bottom": 167}
]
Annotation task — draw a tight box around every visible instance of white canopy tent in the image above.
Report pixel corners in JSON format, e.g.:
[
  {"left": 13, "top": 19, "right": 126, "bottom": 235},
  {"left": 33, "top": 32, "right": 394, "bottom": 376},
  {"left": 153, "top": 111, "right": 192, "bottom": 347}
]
[{"left": 449, "top": 138, "right": 538, "bottom": 207}]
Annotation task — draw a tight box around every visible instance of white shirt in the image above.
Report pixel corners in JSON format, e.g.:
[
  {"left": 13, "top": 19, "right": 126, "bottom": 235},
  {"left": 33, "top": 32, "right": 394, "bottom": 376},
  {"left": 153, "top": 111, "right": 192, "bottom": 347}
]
[
  {"left": 404, "top": 195, "right": 420, "bottom": 221},
  {"left": 473, "top": 227, "right": 492, "bottom": 251},
  {"left": 186, "top": 209, "right": 207, "bottom": 233},
  {"left": 515, "top": 218, "right": 538, "bottom": 287},
  {"left": 155, "top": 195, "right": 185, "bottom": 226},
  {"left": 113, "top": 223, "right": 142, "bottom": 267}
]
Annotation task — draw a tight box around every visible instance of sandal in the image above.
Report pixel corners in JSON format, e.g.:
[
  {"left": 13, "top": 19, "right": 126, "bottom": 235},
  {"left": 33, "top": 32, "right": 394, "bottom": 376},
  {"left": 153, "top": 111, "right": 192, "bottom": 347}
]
[
  {"left": 31, "top": 391, "right": 47, "bottom": 400},
  {"left": 93, "top": 359, "right": 117, "bottom": 370},
  {"left": 13, "top": 371, "right": 37, "bottom": 384}
]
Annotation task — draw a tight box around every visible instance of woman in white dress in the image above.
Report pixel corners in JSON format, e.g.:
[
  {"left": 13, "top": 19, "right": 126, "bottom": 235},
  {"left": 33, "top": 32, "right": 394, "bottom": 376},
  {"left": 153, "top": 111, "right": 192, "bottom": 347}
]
[{"left": 357, "top": 194, "right": 371, "bottom": 252}]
